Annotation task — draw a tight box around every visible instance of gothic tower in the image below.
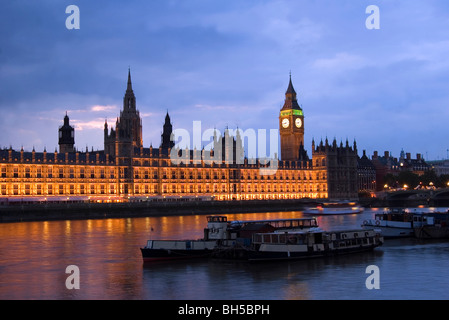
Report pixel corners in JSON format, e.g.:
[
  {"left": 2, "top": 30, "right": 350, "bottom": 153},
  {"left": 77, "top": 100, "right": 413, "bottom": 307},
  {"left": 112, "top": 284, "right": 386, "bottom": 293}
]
[
  {"left": 104, "top": 69, "right": 143, "bottom": 157},
  {"left": 279, "top": 75, "right": 305, "bottom": 161},
  {"left": 119, "top": 68, "right": 143, "bottom": 149},
  {"left": 59, "top": 112, "right": 75, "bottom": 153},
  {"left": 160, "top": 111, "right": 175, "bottom": 151}
]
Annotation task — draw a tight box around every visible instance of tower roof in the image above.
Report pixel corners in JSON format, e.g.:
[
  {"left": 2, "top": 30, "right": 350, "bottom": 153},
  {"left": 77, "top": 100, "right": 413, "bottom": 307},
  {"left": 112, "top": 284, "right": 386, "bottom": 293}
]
[
  {"left": 285, "top": 74, "right": 296, "bottom": 95},
  {"left": 64, "top": 112, "right": 70, "bottom": 125},
  {"left": 60, "top": 112, "right": 73, "bottom": 128},
  {"left": 282, "top": 74, "right": 301, "bottom": 111}
]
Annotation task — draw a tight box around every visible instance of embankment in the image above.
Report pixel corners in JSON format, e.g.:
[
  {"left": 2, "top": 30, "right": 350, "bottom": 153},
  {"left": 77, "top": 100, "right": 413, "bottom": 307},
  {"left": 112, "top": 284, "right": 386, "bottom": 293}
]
[{"left": 0, "top": 199, "right": 319, "bottom": 223}]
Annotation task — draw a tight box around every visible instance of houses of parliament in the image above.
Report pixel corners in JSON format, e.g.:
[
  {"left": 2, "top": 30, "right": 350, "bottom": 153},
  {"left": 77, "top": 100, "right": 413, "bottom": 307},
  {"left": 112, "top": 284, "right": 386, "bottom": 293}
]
[{"left": 0, "top": 70, "right": 359, "bottom": 203}]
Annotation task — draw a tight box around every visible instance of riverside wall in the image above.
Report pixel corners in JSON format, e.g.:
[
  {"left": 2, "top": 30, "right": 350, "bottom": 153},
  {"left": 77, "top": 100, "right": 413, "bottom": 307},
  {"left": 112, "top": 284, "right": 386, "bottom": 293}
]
[{"left": 0, "top": 199, "right": 323, "bottom": 223}]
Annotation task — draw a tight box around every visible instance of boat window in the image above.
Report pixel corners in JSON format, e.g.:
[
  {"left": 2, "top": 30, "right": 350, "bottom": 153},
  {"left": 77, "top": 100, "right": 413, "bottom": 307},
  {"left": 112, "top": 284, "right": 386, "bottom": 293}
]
[
  {"left": 208, "top": 216, "right": 227, "bottom": 222},
  {"left": 271, "top": 234, "right": 280, "bottom": 244},
  {"left": 279, "top": 234, "right": 287, "bottom": 243},
  {"left": 314, "top": 233, "right": 323, "bottom": 243},
  {"left": 287, "top": 235, "right": 297, "bottom": 244},
  {"left": 253, "top": 234, "right": 262, "bottom": 243}
]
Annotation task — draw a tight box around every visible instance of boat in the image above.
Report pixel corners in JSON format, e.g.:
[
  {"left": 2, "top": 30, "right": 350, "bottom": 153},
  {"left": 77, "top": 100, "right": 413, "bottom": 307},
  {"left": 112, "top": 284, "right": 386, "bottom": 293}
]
[
  {"left": 362, "top": 208, "right": 432, "bottom": 239},
  {"left": 140, "top": 215, "right": 320, "bottom": 262},
  {"left": 211, "top": 228, "right": 383, "bottom": 262},
  {"left": 303, "top": 200, "right": 364, "bottom": 215},
  {"left": 414, "top": 211, "right": 449, "bottom": 239}
]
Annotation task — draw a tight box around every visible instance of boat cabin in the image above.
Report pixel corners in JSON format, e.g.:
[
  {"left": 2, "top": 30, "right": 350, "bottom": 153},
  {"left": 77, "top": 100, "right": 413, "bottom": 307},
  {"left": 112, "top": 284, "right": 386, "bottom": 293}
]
[
  {"left": 252, "top": 230, "right": 323, "bottom": 246},
  {"left": 205, "top": 216, "right": 229, "bottom": 240},
  {"left": 238, "top": 223, "right": 277, "bottom": 239},
  {"left": 229, "top": 217, "right": 318, "bottom": 231}
]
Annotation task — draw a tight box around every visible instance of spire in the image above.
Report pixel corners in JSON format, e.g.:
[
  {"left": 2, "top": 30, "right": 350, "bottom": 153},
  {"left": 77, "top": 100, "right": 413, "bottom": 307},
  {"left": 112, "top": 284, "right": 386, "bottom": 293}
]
[
  {"left": 286, "top": 72, "right": 296, "bottom": 96},
  {"left": 127, "top": 68, "right": 133, "bottom": 92},
  {"left": 123, "top": 68, "right": 136, "bottom": 111},
  {"left": 165, "top": 110, "right": 170, "bottom": 122},
  {"left": 282, "top": 74, "right": 301, "bottom": 110},
  {"left": 64, "top": 112, "right": 70, "bottom": 125}
]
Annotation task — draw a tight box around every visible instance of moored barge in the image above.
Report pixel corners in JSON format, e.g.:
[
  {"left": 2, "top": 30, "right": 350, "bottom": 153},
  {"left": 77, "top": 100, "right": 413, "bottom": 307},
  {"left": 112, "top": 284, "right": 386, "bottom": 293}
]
[
  {"left": 140, "top": 215, "right": 320, "bottom": 262},
  {"left": 362, "top": 208, "right": 447, "bottom": 239},
  {"left": 212, "top": 228, "right": 383, "bottom": 262}
]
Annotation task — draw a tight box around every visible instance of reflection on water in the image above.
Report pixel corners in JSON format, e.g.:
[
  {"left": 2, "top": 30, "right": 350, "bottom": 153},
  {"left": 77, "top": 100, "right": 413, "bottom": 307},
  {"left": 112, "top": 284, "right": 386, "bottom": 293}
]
[{"left": 0, "top": 209, "right": 449, "bottom": 299}]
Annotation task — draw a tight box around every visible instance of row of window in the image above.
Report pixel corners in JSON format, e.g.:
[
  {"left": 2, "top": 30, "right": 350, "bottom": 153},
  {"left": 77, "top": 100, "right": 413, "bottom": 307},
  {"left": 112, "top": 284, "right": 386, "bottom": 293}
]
[
  {"left": 1, "top": 184, "right": 116, "bottom": 195},
  {"left": 0, "top": 182, "right": 327, "bottom": 196},
  {"left": 0, "top": 166, "right": 327, "bottom": 181},
  {"left": 1, "top": 166, "right": 117, "bottom": 179}
]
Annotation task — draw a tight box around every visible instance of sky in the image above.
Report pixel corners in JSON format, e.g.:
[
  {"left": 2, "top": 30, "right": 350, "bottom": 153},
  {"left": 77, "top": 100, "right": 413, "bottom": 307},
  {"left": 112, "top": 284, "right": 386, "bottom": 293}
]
[{"left": 1, "top": 0, "right": 449, "bottom": 161}]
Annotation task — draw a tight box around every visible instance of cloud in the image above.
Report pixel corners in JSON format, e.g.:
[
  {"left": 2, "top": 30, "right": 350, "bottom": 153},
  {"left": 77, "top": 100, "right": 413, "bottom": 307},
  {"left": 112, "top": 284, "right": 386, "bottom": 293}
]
[
  {"left": 313, "top": 53, "right": 369, "bottom": 71},
  {"left": 140, "top": 112, "right": 156, "bottom": 118},
  {"left": 194, "top": 104, "right": 238, "bottom": 111},
  {"left": 72, "top": 119, "right": 105, "bottom": 131},
  {"left": 91, "top": 105, "right": 118, "bottom": 112},
  {"left": 2, "top": 0, "right": 449, "bottom": 160}
]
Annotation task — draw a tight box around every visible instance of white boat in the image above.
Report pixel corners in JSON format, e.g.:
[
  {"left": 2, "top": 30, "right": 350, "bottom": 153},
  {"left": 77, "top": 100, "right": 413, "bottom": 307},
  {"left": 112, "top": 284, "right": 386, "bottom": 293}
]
[
  {"left": 362, "top": 208, "right": 432, "bottom": 238},
  {"left": 303, "top": 200, "right": 364, "bottom": 215}
]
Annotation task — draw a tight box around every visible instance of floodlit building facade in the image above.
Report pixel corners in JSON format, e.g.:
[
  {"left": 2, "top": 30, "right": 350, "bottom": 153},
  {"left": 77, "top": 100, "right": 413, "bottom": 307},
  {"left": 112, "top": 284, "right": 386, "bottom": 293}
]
[{"left": 0, "top": 71, "right": 359, "bottom": 203}]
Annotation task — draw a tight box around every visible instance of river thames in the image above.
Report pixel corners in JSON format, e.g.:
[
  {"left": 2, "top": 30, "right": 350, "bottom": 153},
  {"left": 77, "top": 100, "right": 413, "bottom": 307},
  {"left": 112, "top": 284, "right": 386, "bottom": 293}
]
[{"left": 1, "top": 208, "right": 449, "bottom": 300}]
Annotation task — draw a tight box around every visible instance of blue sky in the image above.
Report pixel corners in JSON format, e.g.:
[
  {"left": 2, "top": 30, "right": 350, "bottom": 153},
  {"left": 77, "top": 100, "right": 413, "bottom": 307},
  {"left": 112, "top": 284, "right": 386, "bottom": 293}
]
[{"left": 2, "top": 0, "right": 449, "bottom": 160}]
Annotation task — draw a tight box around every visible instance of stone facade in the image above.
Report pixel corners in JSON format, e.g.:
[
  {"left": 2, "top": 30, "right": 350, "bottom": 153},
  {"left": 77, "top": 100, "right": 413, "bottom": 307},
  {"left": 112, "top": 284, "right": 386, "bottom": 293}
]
[{"left": 0, "top": 72, "right": 360, "bottom": 201}]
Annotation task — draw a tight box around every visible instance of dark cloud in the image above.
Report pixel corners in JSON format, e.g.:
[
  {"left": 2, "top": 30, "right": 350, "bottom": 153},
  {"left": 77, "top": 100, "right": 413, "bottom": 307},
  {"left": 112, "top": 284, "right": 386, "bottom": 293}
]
[{"left": 1, "top": 0, "right": 449, "bottom": 159}]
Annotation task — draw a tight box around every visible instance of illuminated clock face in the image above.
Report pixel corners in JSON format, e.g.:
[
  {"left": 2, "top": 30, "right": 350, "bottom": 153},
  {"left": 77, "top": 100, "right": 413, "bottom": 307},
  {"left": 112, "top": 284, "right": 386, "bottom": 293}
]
[
  {"left": 282, "top": 118, "right": 289, "bottom": 128},
  {"left": 295, "top": 118, "right": 302, "bottom": 128}
]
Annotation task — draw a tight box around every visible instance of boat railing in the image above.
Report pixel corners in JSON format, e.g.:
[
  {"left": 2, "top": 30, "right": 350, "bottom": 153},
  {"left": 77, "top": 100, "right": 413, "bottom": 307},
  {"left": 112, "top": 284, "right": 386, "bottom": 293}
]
[{"left": 230, "top": 218, "right": 318, "bottom": 230}]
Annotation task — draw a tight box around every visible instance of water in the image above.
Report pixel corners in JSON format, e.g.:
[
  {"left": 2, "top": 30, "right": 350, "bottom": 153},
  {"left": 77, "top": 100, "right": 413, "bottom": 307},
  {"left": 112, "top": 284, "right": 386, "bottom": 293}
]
[{"left": 1, "top": 209, "right": 449, "bottom": 300}]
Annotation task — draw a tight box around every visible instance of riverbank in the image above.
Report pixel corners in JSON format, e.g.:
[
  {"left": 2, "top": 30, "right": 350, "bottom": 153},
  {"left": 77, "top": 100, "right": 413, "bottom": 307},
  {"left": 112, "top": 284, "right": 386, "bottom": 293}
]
[{"left": 0, "top": 199, "right": 324, "bottom": 223}]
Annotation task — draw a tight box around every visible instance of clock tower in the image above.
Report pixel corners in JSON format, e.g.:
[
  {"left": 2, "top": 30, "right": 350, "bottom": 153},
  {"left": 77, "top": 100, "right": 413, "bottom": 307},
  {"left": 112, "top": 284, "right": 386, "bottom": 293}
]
[{"left": 279, "top": 75, "right": 304, "bottom": 161}]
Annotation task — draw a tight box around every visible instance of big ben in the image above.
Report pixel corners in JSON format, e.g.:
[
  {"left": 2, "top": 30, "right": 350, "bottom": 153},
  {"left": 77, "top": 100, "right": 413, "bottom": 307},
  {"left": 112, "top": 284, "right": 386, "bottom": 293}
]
[{"left": 279, "top": 75, "right": 304, "bottom": 161}]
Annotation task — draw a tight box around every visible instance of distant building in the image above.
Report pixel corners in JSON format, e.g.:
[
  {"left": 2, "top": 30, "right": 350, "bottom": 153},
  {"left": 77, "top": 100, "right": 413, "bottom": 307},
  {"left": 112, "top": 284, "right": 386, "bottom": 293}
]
[
  {"left": 397, "top": 149, "right": 429, "bottom": 175},
  {"left": 428, "top": 160, "right": 449, "bottom": 176},
  {"left": 357, "top": 150, "right": 376, "bottom": 193},
  {"left": 371, "top": 150, "right": 430, "bottom": 190}
]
